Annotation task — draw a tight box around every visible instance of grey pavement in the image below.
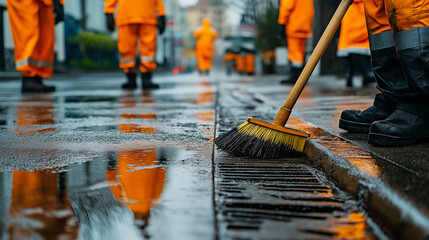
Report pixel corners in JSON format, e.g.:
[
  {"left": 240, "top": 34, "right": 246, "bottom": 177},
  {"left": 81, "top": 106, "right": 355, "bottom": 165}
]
[{"left": 0, "top": 71, "right": 427, "bottom": 239}]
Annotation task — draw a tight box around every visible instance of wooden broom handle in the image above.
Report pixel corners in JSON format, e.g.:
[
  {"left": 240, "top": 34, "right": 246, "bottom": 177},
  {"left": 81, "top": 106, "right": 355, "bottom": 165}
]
[{"left": 273, "top": 0, "right": 354, "bottom": 127}]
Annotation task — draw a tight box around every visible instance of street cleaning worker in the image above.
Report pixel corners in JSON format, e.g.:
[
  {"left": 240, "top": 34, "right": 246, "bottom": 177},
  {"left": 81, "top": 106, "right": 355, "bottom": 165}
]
[
  {"left": 104, "top": 0, "right": 166, "bottom": 89},
  {"left": 193, "top": 18, "right": 217, "bottom": 75},
  {"left": 6, "top": 0, "right": 64, "bottom": 93},
  {"left": 244, "top": 48, "right": 256, "bottom": 76},
  {"left": 337, "top": 0, "right": 374, "bottom": 87},
  {"left": 278, "top": 0, "right": 314, "bottom": 85},
  {"left": 339, "top": 0, "right": 429, "bottom": 147},
  {"left": 224, "top": 47, "right": 240, "bottom": 75}
]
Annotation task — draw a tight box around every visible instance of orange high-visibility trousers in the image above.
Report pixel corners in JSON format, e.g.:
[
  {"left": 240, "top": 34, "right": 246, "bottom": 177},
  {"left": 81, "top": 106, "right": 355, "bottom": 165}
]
[
  {"left": 195, "top": 41, "right": 214, "bottom": 71},
  {"left": 6, "top": 0, "right": 55, "bottom": 78},
  {"left": 337, "top": 0, "right": 370, "bottom": 57},
  {"left": 236, "top": 54, "right": 246, "bottom": 73},
  {"left": 287, "top": 37, "right": 307, "bottom": 68},
  {"left": 118, "top": 24, "right": 158, "bottom": 73},
  {"left": 245, "top": 53, "right": 255, "bottom": 74}
]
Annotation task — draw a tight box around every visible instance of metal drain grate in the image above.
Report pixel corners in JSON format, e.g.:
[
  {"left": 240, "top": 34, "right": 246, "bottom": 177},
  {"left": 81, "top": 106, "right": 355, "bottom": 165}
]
[{"left": 214, "top": 160, "right": 377, "bottom": 240}]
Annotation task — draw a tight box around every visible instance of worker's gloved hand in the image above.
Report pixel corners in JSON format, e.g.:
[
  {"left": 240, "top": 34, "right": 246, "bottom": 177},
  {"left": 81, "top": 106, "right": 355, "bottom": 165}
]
[
  {"left": 53, "top": 0, "right": 64, "bottom": 24},
  {"left": 106, "top": 13, "right": 115, "bottom": 32},
  {"left": 158, "top": 15, "right": 166, "bottom": 35},
  {"left": 277, "top": 24, "right": 286, "bottom": 39}
]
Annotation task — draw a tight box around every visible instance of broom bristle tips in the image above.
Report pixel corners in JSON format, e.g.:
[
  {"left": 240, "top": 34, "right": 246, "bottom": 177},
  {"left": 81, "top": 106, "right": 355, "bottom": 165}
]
[{"left": 214, "top": 120, "right": 309, "bottom": 159}]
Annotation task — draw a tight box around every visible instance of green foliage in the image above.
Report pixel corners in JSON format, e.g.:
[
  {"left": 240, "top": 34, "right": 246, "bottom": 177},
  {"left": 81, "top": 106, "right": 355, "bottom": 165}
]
[
  {"left": 67, "top": 31, "right": 116, "bottom": 53},
  {"left": 256, "top": 7, "right": 283, "bottom": 52},
  {"left": 67, "top": 31, "right": 117, "bottom": 70}
]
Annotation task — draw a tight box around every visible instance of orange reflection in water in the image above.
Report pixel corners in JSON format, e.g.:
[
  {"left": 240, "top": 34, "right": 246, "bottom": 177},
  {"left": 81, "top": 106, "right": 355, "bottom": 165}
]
[
  {"left": 196, "top": 81, "right": 215, "bottom": 141},
  {"left": 8, "top": 171, "right": 76, "bottom": 239},
  {"left": 334, "top": 213, "right": 371, "bottom": 239},
  {"left": 107, "top": 148, "right": 166, "bottom": 228},
  {"left": 115, "top": 91, "right": 166, "bottom": 227},
  {"left": 288, "top": 117, "right": 380, "bottom": 177},
  {"left": 119, "top": 91, "right": 157, "bottom": 135},
  {"left": 14, "top": 95, "right": 56, "bottom": 135}
]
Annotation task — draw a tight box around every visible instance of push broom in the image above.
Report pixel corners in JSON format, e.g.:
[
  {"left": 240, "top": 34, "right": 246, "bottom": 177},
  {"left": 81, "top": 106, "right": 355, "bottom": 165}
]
[{"left": 215, "top": 0, "right": 354, "bottom": 158}]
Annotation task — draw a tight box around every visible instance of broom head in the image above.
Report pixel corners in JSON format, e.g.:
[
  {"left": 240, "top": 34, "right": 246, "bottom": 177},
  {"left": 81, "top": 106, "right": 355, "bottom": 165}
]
[{"left": 214, "top": 117, "right": 310, "bottom": 159}]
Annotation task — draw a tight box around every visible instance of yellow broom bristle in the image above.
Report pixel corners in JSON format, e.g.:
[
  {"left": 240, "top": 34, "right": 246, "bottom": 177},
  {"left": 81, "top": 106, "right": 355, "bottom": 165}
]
[
  {"left": 237, "top": 121, "right": 307, "bottom": 153},
  {"left": 214, "top": 118, "right": 310, "bottom": 158}
]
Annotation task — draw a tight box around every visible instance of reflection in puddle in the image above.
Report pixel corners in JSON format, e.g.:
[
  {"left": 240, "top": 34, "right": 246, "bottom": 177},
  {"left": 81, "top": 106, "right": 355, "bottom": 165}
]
[
  {"left": 2, "top": 148, "right": 169, "bottom": 239},
  {"left": 14, "top": 95, "right": 56, "bottom": 135},
  {"left": 288, "top": 117, "right": 381, "bottom": 178},
  {"left": 119, "top": 91, "right": 158, "bottom": 135}
]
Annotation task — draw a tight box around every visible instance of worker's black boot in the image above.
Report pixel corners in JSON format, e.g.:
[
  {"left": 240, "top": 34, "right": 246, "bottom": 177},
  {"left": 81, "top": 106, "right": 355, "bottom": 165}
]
[
  {"left": 142, "top": 72, "right": 159, "bottom": 89},
  {"left": 369, "top": 27, "right": 429, "bottom": 146},
  {"left": 122, "top": 72, "right": 137, "bottom": 89},
  {"left": 21, "top": 76, "right": 55, "bottom": 93},
  {"left": 339, "top": 106, "right": 392, "bottom": 133},
  {"left": 280, "top": 66, "right": 301, "bottom": 85},
  {"left": 369, "top": 109, "right": 429, "bottom": 146},
  {"left": 339, "top": 31, "right": 409, "bottom": 133}
]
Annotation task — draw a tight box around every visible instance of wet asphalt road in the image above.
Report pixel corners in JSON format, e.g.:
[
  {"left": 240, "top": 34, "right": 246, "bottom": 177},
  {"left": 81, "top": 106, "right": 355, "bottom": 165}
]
[{"left": 0, "top": 71, "right": 384, "bottom": 239}]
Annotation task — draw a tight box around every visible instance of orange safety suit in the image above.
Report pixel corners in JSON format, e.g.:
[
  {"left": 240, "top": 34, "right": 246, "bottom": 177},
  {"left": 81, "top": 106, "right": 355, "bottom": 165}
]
[
  {"left": 245, "top": 52, "right": 255, "bottom": 74},
  {"left": 6, "top": 0, "right": 64, "bottom": 78},
  {"left": 193, "top": 18, "right": 218, "bottom": 71},
  {"left": 236, "top": 53, "right": 246, "bottom": 73},
  {"left": 104, "top": 0, "right": 165, "bottom": 73},
  {"left": 278, "top": 0, "right": 314, "bottom": 67},
  {"left": 337, "top": 0, "right": 370, "bottom": 57},
  {"left": 363, "top": 0, "right": 429, "bottom": 35}
]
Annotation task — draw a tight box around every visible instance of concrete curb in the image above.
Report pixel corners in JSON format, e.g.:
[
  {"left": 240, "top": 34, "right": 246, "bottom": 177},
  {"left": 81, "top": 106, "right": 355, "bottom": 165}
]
[{"left": 304, "top": 138, "right": 429, "bottom": 239}]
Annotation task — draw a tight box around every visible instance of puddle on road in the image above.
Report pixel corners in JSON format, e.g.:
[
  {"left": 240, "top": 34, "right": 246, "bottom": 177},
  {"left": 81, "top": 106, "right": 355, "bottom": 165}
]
[
  {"left": 0, "top": 146, "right": 213, "bottom": 240},
  {"left": 0, "top": 78, "right": 217, "bottom": 239}
]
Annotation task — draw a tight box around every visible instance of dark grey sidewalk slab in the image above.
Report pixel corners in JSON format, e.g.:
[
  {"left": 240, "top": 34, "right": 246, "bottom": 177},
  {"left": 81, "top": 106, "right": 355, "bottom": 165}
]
[{"left": 245, "top": 75, "right": 429, "bottom": 239}]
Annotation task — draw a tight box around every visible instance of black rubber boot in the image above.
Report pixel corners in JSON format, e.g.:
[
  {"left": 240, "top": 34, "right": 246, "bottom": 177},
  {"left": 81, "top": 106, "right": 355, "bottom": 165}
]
[
  {"left": 21, "top": 76, "right": 56, "bottom": 93},
  {"left": 280, "top": 66, "right": 301, "bottom": 85},
  {"left": 339, "top": 106, "right": 392, "bottom": 133},
  {"left": 339, "top": 31, "right": 409, "bottom": 133},
  {"left": 142, "top": 72, "right": 159, "bottom": 89},
  {"left": 369, "top": 109, "right": 429, "bottom": 147},
  {"left": 345, "top": 55, "right": 354, "bottom": 87},
  {"left": 122, "top": 72, "right": 137, "bottom": 89},
  {"left": 368, "top": 27, "right": 429, "bottom": 146}
]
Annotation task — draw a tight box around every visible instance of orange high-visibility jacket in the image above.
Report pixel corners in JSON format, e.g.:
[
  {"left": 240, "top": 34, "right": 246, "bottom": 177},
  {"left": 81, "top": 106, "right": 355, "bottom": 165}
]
[
  {"left": 337, "top": 0, "right": 370, "bottom": 57},
  {"left": 104, "top": 0, "right": 165, "bottom": 26},
  {"left": 278, "top": 0, "right": 314, "bottom": 38},
  {"left": 193, "top": 18, "right": 217, "bottom": 57}
]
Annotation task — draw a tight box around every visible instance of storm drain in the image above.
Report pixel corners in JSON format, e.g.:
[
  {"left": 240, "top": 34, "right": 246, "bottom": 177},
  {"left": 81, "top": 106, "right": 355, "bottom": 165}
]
[{"left": 214, "top": 158, "right": 379, "bottom": 240}]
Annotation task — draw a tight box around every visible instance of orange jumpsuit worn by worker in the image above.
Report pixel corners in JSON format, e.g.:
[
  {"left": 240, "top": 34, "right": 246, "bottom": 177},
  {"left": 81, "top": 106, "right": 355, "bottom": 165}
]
[
  {"left": 193, "top": 18, "right": 217, "bottom": 75},
  {"left": 278, "top": 0, "right": 314, "bottom": 84},
  {"left": 6, "top": 0, "right": 64, "bottom": 93},
  {"left": 339, "top": 0, "right": 429, "bottom": 147},
  {"left": 245, "top": 50, "right": 255, "bottom": 76},
  {"left": 337, "top": 0, "right": 373, "bottom": 87},
  {"left": 104, "top": 0, "right": 166, "bottom": 90}
]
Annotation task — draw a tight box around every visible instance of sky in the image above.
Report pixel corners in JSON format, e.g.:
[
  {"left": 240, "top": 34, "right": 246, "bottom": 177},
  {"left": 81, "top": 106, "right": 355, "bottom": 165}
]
[
  {"left": 178, "top": 0, "right": 242, "bottom": 25},
  {"left": 178, "top": 0, "right": 199, "bottom": 7}
]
